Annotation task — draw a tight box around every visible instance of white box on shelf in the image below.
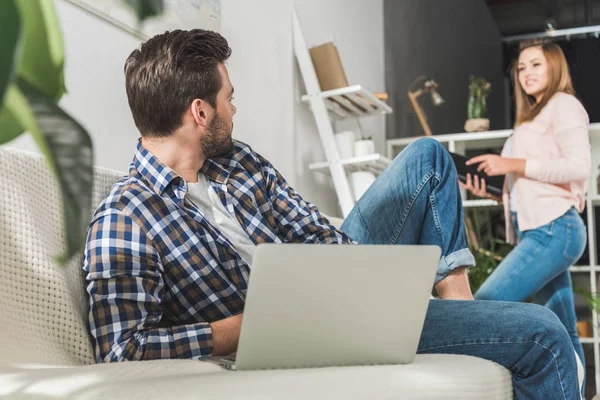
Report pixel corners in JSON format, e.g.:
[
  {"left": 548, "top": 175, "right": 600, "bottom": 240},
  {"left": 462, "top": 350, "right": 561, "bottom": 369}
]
[
  {"left": 334, "top": 131, "right": 355, "bottom": 159},
  {"left": 350, "top": 171, "right": 376, "bottom": 201},
  {"left": 354, "top": 139, "right": 375, "bottom": 157}
]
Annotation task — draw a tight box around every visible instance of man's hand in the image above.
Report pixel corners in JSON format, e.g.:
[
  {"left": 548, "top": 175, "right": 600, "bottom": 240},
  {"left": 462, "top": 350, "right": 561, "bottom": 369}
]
[
  {"left": 434, "top": 267, "right": 474, "bottom": 300},
  {"left": 210, "top": 313, "right": 243, "bottom": 356}
]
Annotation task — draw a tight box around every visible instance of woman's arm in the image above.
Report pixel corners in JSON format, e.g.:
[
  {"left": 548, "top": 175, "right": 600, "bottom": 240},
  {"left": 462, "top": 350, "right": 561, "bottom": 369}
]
[
  {"left": 468, "top": 95, "right": 590, "bottom": 184},
  {"left": 524, "top": 95, "right": 591, "bottom": 184}
]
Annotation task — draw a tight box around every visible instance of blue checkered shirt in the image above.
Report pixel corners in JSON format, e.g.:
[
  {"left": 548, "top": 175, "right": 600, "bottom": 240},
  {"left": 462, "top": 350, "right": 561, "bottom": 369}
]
[{"left": 84, "top": 141, "right": 353, "bottom": 362}]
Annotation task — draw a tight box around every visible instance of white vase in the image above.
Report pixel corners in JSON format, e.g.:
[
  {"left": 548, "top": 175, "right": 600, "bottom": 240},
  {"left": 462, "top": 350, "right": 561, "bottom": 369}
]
[
  {"left": 354, "top": 139, "right": 375, "bottom": 157},
  {"left": 350, "top": 171, "right": 376, "bottom": 201},
  {"left": 334, "top": 131, "right": 355, "bottom": 159}
]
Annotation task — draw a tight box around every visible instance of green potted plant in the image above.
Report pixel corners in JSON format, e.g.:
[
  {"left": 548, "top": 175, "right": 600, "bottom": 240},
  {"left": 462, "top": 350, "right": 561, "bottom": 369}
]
[
  {"left": 0, "top": 0, "right": 163, "bottom": 264},
  {"left": 464, "top": 76, "right": 492, "bottom": 133},
  {"left": 573, "top": 287, "right": 599, "bottom": 338},
  {"left": 464, "top": 208, "right": 513, "bottom": 293}
]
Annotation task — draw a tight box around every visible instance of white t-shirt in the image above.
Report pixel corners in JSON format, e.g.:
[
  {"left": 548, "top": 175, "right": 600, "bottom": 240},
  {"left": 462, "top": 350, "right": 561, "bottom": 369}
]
[
  {"left": 505, "top": 136, "right": 518, "bottom": 212},
  {"left": 186, "top": 174, "right": 256, "bottom": 265}
]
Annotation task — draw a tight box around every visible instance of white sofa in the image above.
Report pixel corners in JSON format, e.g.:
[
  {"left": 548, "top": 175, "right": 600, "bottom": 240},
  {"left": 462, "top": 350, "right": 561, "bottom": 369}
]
[{"left": 0, "top": 146, "right": 513, "bottom": 399}]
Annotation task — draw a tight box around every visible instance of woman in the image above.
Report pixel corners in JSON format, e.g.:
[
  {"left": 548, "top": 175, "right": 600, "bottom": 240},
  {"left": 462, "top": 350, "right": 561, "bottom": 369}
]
[{"left": 462, "top": 39, "right": 591, "bottom": 367}]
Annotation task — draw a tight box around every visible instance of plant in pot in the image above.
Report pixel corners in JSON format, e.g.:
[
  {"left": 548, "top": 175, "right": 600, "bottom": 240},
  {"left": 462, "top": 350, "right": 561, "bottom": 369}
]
[
  {"left": 573, "top": 287, "right": 599, "bottom": 338},
  {"left": 350, "top": 135, "right": 376, "bottom": 201},
  {"left": 0, "top": 0, "right": 164, "bottom": 265},
  {"left": 464, "top": 208, "right": 513, "bottom": 293},
  {"left": 464, "top": 76, "right": 492, "bottom": 133}
]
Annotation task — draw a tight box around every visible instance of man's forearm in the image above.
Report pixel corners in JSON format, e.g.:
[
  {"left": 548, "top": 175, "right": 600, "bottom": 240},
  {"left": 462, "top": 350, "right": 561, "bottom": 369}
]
[
  {"left": 210, "top": 313, "right": 243, "bottom": 356},
  {"left": 435, "top": 267, "right": 474, "bottom": 300}
]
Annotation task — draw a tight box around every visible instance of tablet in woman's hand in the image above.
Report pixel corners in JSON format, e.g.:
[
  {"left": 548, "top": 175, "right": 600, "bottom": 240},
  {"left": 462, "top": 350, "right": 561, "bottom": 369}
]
[{"left": 449, "top": 152, "right": 505, "bottom": 196}]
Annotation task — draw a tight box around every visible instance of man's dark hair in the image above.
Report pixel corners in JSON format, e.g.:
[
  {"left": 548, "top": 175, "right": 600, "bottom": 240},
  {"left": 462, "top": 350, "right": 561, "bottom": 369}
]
[{"left": 124, "top": 29, "right": 232, "bottom": 137}]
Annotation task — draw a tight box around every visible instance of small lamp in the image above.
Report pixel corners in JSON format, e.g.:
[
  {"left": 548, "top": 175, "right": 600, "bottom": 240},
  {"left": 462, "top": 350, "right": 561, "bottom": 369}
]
[{"left": 408, "top": 76, "right": 445, "bottom": 136}]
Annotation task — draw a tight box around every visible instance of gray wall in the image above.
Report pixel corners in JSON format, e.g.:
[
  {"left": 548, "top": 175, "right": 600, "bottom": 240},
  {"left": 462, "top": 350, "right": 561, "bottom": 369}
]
[{"left": 384, "top": 0, "right": 507, "bottom": 139}]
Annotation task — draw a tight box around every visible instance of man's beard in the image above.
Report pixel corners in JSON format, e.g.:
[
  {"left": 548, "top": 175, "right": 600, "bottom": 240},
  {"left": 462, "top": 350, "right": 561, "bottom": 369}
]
[{"left": 201, "top": 113, "right": 233, "bottom": 158}]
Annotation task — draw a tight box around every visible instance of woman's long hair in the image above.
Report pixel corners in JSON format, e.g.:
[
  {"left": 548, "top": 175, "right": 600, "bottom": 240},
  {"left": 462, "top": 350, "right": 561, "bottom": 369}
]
[{"left": 512, "top": 39, "right": 574, "bottom": 126}]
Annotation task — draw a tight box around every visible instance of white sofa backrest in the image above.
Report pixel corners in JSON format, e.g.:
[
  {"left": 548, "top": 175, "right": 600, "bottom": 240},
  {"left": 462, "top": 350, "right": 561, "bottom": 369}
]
[{"left": 0, "top": 147, "right": 123, "bottom": 365}]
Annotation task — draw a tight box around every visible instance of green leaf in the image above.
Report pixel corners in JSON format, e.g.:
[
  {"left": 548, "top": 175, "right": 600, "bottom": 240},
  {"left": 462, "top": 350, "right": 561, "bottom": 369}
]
[
  {"left": 467, "top": 95, "right": 475, "bottom": 120},
  {"left": 124, "top": 0, "right": 165, "bottom": 23},
  {"left": 17, "top": 79, "right": 94, "bottom": 264},
  {"left": 0, "top": 85, "right": 27, "bottom": 144},
  {"left": 15, "top": 0, "right": 65, "bottom": 101},
  {"left": 0, "top": 0, "right": 22, "bottom": 105}
]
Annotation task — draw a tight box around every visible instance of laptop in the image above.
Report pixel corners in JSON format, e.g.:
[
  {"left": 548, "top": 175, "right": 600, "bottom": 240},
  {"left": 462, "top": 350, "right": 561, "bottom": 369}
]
[
  {"left": 449, "top": 152, "right": 505, "bottom": 197},
  {"left": 211, "top": 243, "right": 440, "bottom": 371}
]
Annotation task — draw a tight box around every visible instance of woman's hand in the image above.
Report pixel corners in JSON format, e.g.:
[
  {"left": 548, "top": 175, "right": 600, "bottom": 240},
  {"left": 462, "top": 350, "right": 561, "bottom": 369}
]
[
  {"left": 459, "top": 173, "right": 502, "bottom": 202},
  {"left": 466, "top": 154, "right": 525, "bottom": 176}
]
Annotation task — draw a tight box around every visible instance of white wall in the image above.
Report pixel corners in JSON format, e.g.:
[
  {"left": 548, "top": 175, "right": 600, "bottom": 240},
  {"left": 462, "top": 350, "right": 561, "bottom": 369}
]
[
  {"left": 222, "top": 0, "right": 385, "bottom": 216},
  {"left": 300, "top": 1, "right": 385, "bottom": 215},
  {"left": 7, "top": 0, "right": 385, "bottom": 217},
  {"left": 219, "top": 0, "right": 296, "bottom": 181}
]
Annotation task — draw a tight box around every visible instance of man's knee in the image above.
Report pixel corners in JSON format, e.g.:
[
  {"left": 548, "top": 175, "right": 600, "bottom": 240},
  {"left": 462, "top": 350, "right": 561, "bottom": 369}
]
[
  {"left": 395, "top": 138, "right": 444, "bottom": 168},
  {"left": 514, "top": 303, "right": 570, "bottom": 343},
  {"left": 389, "top": 138, "right": 457, "bottom": 186},
  {"left": 406, "top": 137, "right": 444, "bottom": 155}
]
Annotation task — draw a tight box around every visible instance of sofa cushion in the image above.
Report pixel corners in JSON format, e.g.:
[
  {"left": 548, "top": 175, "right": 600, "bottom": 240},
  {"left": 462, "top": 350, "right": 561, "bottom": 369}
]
[
  {"left": 0, "top": 146, "right": 513, "bottom": 399},
  {"left": 0, "top": 354, "right": 512, "bottom": 399},
  {"left": 0, "top": 147, "right": 122, "bottom": 366}
]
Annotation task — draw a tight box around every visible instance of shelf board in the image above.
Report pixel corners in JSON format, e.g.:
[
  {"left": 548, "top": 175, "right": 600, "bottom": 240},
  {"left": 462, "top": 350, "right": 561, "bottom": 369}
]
[
  {"left": 309, "top": 154, "right": 392, "bottom": 175},
  {"left": 387, "top": 129, "right": 513, "bottom": 147},
  {"left": 462, "top": 195, "right": 600, "bottom": 209},
  {"left": 302, "top": 85, "right": 392, "bottom": 119},
  {"left": 387, "top": 123, "right": 600, "bottom": 156},
  {"left": 571, "top": 265, "right": 592, "bottom": 272},
  {"left": 388, "top": 122, "right": 597, "bottom": 147},
  {"left": 462, "top": 199, "right": 501, "bottom": 208},
  {"left": 580, "top": 337, "right": 596, "bottom": 344}
]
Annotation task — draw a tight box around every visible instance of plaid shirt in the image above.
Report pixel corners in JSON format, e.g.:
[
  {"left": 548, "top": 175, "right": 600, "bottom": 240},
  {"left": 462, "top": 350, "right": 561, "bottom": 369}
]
[{"left": 84, "top": 141, "right": 353, "bottom": 362}]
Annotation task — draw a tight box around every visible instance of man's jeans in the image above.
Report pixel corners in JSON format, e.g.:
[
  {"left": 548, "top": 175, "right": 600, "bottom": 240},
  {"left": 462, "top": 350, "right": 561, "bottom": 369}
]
[
  {"left": 476, "top": 207, "right": 587, "bottom": 370},
  {"left": 341, "top": 138, "right": 580, "bottom": 400}
]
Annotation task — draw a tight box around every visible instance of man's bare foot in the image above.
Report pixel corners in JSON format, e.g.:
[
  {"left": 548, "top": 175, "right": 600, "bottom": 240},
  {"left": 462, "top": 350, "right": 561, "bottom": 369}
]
[
  {"left": 439, "top": 291, "right": 474, "bottom": 301},
  {"left": 435, "top": 266, "right": 474, "bottom": 300}
]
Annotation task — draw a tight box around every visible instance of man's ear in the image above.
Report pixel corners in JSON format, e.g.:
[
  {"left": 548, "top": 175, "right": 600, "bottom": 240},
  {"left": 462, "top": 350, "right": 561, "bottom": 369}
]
[{"left": 190, "top": 99, "right": 212, "bottom": 128}]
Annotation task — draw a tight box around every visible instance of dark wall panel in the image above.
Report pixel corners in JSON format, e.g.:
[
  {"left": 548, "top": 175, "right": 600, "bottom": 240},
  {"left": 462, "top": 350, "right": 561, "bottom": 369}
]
[{"left": 384, "top": 0, "right": 508, "bottom": 139}]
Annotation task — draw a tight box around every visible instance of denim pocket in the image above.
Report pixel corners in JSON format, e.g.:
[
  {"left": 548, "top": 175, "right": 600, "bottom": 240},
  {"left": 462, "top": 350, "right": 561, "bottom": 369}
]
[{"left": 562, "top": 221, "right": 587, "bottom": 264}]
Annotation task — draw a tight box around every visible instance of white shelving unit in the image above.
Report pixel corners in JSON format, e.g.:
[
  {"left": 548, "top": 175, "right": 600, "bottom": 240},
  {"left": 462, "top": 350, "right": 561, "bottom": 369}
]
[
  {"left": 388, "top": 123, "right": 600, "bottom": 392},
  {"left": 387, "top": 129, "right": 513, "bottom": 161},
  {"left": 301, "top": 85, "right": 392, "bottom": 119},
  {"left": 309, "top": 153, "right": 392, "bottom": 176},
  {"left": 292, "top": 10, "right": 392, "bottom": 218},
  {"left": 462, "top": 199, "right": 501, "bottom": 208}
]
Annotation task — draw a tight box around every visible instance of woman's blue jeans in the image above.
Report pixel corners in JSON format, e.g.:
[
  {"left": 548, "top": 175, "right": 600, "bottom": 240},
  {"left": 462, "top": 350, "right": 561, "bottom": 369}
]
[
  {"left": 341, "top": 138, "right": 581, "bottom": 399},
  {"left": 475, "top": 207, "right": 587, "bottom": 369}
]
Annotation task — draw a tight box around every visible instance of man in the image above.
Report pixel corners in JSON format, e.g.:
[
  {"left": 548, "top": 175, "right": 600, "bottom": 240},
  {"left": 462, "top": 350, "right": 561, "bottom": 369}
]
[{"left": 84, "top": 29, "right": 580, "bottom": 399}]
